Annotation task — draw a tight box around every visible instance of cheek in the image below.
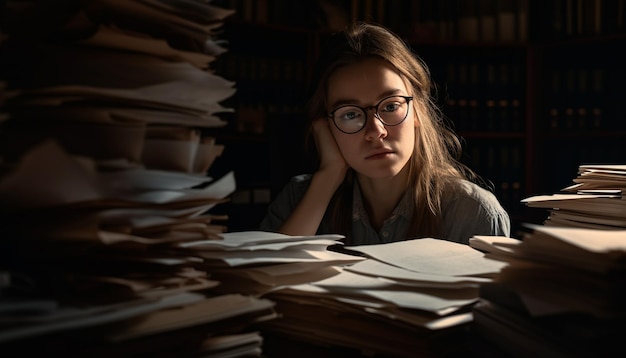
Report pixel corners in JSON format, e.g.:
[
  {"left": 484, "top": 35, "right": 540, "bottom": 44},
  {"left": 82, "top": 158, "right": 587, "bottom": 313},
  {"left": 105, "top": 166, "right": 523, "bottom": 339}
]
[
  {"left": 332, "top": 132, "right": 360, "bottom": 162},
  {"left": 395, "top": 124, "right": 417, "bottom": 152},
  {"left": 334, "top": 133, "right": 355, "bottom": 155},
  {"left": 397, "top": 117, "right": 417, "bottom": 135}
]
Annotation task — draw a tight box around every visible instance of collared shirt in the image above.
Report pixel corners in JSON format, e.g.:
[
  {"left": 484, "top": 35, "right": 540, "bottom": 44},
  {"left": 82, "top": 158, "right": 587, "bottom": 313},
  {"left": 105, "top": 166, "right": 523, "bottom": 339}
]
[
  {"left": 259, "top": 174, "right": 511, "bottom": 245},
  {"left": 350, "top": 179, "right": 412, "bottom": 244}
]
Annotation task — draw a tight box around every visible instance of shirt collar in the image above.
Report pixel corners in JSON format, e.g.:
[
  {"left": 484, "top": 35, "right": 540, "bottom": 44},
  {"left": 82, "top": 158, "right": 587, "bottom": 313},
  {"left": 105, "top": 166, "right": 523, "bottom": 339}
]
[{"left": 352, "top": 180, "right": 413, "bottom": 223}]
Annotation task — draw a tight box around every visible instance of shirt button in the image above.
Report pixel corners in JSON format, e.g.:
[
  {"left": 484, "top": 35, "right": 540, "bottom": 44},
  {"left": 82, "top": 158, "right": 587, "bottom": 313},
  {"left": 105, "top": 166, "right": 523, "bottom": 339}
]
[{"left": 382, "top": 231, "right": 389, "bottom": 238}]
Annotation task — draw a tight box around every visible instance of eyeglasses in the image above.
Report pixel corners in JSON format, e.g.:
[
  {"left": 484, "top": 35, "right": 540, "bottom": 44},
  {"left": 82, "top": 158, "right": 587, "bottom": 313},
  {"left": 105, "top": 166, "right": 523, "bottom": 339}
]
[{"left": 328, "top": 95, "right": 413, "bottom": 134}]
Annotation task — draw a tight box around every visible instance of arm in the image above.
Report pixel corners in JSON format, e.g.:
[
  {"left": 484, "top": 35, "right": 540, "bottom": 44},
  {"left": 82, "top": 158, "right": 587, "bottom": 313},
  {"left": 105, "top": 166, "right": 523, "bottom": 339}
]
[
  {"left": 442, "top": 180, "right": 511, "bottom": 244},
  {"left": 278, "top": 118, "right": 348, "bottom": 236}
]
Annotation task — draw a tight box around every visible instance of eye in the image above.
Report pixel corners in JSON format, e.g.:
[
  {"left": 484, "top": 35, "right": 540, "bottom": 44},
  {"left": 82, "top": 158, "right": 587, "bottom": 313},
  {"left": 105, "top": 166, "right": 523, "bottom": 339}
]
[
  {"left": 336, "top": 106, "right": 363, "bottom": 121},
  {"left": 380, "top": 100, "right": 401, "bottom": 113},
  {"left": 344, "top": 111, "right": 359, "bottom": 120}
]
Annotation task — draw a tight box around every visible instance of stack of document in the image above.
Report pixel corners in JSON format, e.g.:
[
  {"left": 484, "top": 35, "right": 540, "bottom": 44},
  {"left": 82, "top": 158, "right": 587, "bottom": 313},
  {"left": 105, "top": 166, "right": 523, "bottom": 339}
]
[
  {"left": 471, "top": 164, "right": 626, "bottom": 356},
  {"left": 0, "top": 1, "right": 276, "bottom": 356},
  {"left": 0, "top": 4, "right": 236, "bottom": 168},
  {"left": 470, "top": 222, "right": 626, "bottom": 356},
  {"left": 177, "top": 231, "right": 365, "bottom": 295},
  {"left": 522, "top": 164, "right": 626, "bottom": 230},
  {"left": 258, "top": 238, "right": 507, "bottom": 357}
]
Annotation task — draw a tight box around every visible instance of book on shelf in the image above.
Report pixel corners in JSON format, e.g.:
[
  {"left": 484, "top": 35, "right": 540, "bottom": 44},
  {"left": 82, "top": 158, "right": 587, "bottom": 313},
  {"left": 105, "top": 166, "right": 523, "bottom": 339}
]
[
  {"left": 307, "top": 0, "right": 533, "bottom": 43},
  {"left": 545, "top": 63, "right": 612, "bottom": 132},
  {"left": 462, "top": 141, "right": 525, "bottom": 217},
  {"left": 437, "top": 55, "right": 525, "bottom": 133},
  {"left": 458, "top": 0, "right": 480, "bottom": 42},
  {"left": 405, "top": 0, "right": 531, "bottom": 43}
]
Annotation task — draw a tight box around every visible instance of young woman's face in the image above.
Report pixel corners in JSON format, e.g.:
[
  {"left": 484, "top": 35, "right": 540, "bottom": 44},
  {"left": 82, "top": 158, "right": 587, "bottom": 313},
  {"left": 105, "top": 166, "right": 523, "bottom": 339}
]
[{"left": 326, "top": 58, "right": 418, "bottom": 179}]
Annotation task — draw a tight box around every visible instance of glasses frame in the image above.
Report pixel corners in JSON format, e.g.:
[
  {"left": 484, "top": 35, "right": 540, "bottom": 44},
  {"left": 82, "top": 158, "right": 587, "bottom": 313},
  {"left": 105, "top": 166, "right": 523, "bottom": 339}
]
[{"left": 327, "top": 95, "right": 414, "bottom": 134}]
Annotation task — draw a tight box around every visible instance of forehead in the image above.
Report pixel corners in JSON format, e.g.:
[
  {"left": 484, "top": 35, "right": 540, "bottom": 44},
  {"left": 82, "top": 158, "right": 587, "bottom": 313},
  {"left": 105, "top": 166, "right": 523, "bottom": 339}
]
[{"left": 326, "top": 58, "right": 407, "bottom": 105}]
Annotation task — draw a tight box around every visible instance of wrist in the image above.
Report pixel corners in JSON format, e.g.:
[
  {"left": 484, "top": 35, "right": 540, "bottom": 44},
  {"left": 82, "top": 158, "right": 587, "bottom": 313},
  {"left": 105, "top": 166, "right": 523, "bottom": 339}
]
[{"left": 313, "top": 166, "right": 347, "bottom": 190}]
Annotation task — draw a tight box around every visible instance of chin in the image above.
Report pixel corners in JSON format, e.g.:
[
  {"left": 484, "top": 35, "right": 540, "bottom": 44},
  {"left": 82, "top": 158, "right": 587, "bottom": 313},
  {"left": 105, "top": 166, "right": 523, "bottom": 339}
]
[{"left": 356, "top": 167, "right": 404, "bottom": 179}]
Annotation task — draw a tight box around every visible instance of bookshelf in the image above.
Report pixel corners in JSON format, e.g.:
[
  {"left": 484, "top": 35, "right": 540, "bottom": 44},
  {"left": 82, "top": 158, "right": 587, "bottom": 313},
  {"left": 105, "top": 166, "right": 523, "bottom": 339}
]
[
  {"left": 211, "top": 0, "right": 626, "bottom": 235},
  {"left": 208, "top": 18, "right": 318, "bottom": 231},
  {"left": 532, "top": 37, "right": 626, "bottom": 195}
]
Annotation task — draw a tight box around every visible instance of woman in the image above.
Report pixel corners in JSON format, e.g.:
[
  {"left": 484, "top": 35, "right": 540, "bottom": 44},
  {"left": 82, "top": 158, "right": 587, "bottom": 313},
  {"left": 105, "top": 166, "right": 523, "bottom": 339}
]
[{"left": 260, "top": 22, "right": 510, "bottom": 245}]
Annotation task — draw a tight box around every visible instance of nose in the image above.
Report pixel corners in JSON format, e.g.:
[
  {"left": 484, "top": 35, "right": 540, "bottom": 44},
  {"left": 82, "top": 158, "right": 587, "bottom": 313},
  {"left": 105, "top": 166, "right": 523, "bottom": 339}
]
[{"left": 363, "top": 109, "right": 387, "bottom": 140}]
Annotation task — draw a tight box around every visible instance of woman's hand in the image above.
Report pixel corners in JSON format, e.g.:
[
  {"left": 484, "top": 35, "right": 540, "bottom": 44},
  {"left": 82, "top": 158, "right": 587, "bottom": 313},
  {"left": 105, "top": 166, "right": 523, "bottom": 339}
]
[{"left": 312, "top": 117, "right": 349, "bottom": 182}]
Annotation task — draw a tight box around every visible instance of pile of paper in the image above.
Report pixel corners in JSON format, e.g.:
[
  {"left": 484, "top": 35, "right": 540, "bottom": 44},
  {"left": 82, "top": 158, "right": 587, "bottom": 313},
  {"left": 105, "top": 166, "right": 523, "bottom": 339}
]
[
  {"left": 0, "top": 1, "right": 276, "bottom": 356},
  {"left": 469, "top": 163, "right": 626, "bottom": 357},
  {"left": 471, "top": 225, "right": 626, "bottom": 357},
  {"left": 259, "top": 238, "right": 508, "bottom": 357},
  {"left": 177, "top": 231, "right": 365, "bottom": 295},
  {"left": 521, "top": 164, "right": 626, "bottom": 229}
]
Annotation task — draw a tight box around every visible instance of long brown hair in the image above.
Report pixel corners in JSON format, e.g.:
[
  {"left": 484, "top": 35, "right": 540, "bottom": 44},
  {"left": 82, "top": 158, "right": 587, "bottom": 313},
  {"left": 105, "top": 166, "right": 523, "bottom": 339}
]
[{"left": 306, "top": 22, "right": 482, "bottom": 243}]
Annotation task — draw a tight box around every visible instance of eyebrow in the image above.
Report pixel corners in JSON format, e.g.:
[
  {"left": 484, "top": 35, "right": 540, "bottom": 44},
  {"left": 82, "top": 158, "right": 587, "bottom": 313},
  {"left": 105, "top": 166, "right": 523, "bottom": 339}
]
[{"left": 328, "top": 89, "right": 406, "bottom": 109}]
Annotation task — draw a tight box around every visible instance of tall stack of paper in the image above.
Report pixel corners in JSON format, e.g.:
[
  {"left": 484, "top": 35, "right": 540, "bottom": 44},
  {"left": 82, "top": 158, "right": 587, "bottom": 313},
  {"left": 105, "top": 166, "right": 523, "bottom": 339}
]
[
  {"left": 469, "top": 163, "right": 626, "bottom": 357},
  {"left": 0, "top": 1, "right": 276, "bottom": 356},
  {"left": 521, "top": 164, "right": 626, "bottom": 230},
  {"left": 471, "top": 225, "right": 626, "bottom": 357},
  {"left": 258, "top": 238, "right": 507, "bottom": 357}
]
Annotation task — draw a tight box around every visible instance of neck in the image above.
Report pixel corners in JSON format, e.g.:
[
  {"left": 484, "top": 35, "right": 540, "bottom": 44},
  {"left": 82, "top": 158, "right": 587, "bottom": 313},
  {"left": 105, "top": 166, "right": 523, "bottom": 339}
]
[{"left": 357, "top": 167, "right": 410, "bottom": 231}]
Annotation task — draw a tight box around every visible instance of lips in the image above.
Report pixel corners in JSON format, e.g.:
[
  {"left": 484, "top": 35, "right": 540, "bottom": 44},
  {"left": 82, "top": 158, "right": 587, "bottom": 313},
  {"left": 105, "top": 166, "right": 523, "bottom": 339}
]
[{"left": 365, "top": 149, "right": 394, "bottom": 159}]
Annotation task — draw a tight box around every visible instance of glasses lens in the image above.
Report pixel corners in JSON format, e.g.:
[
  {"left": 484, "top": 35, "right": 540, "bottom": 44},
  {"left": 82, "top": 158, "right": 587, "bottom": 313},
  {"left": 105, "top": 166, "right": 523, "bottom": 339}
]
[
  {"left": 378, "top": 96, "right": 410, "bottom": 125},
  {"left": 330, "top": 96, "right": 411, "bottom": 134},
  {"left": 333, "top": 106, "right": 366, "bottom": 133}
]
